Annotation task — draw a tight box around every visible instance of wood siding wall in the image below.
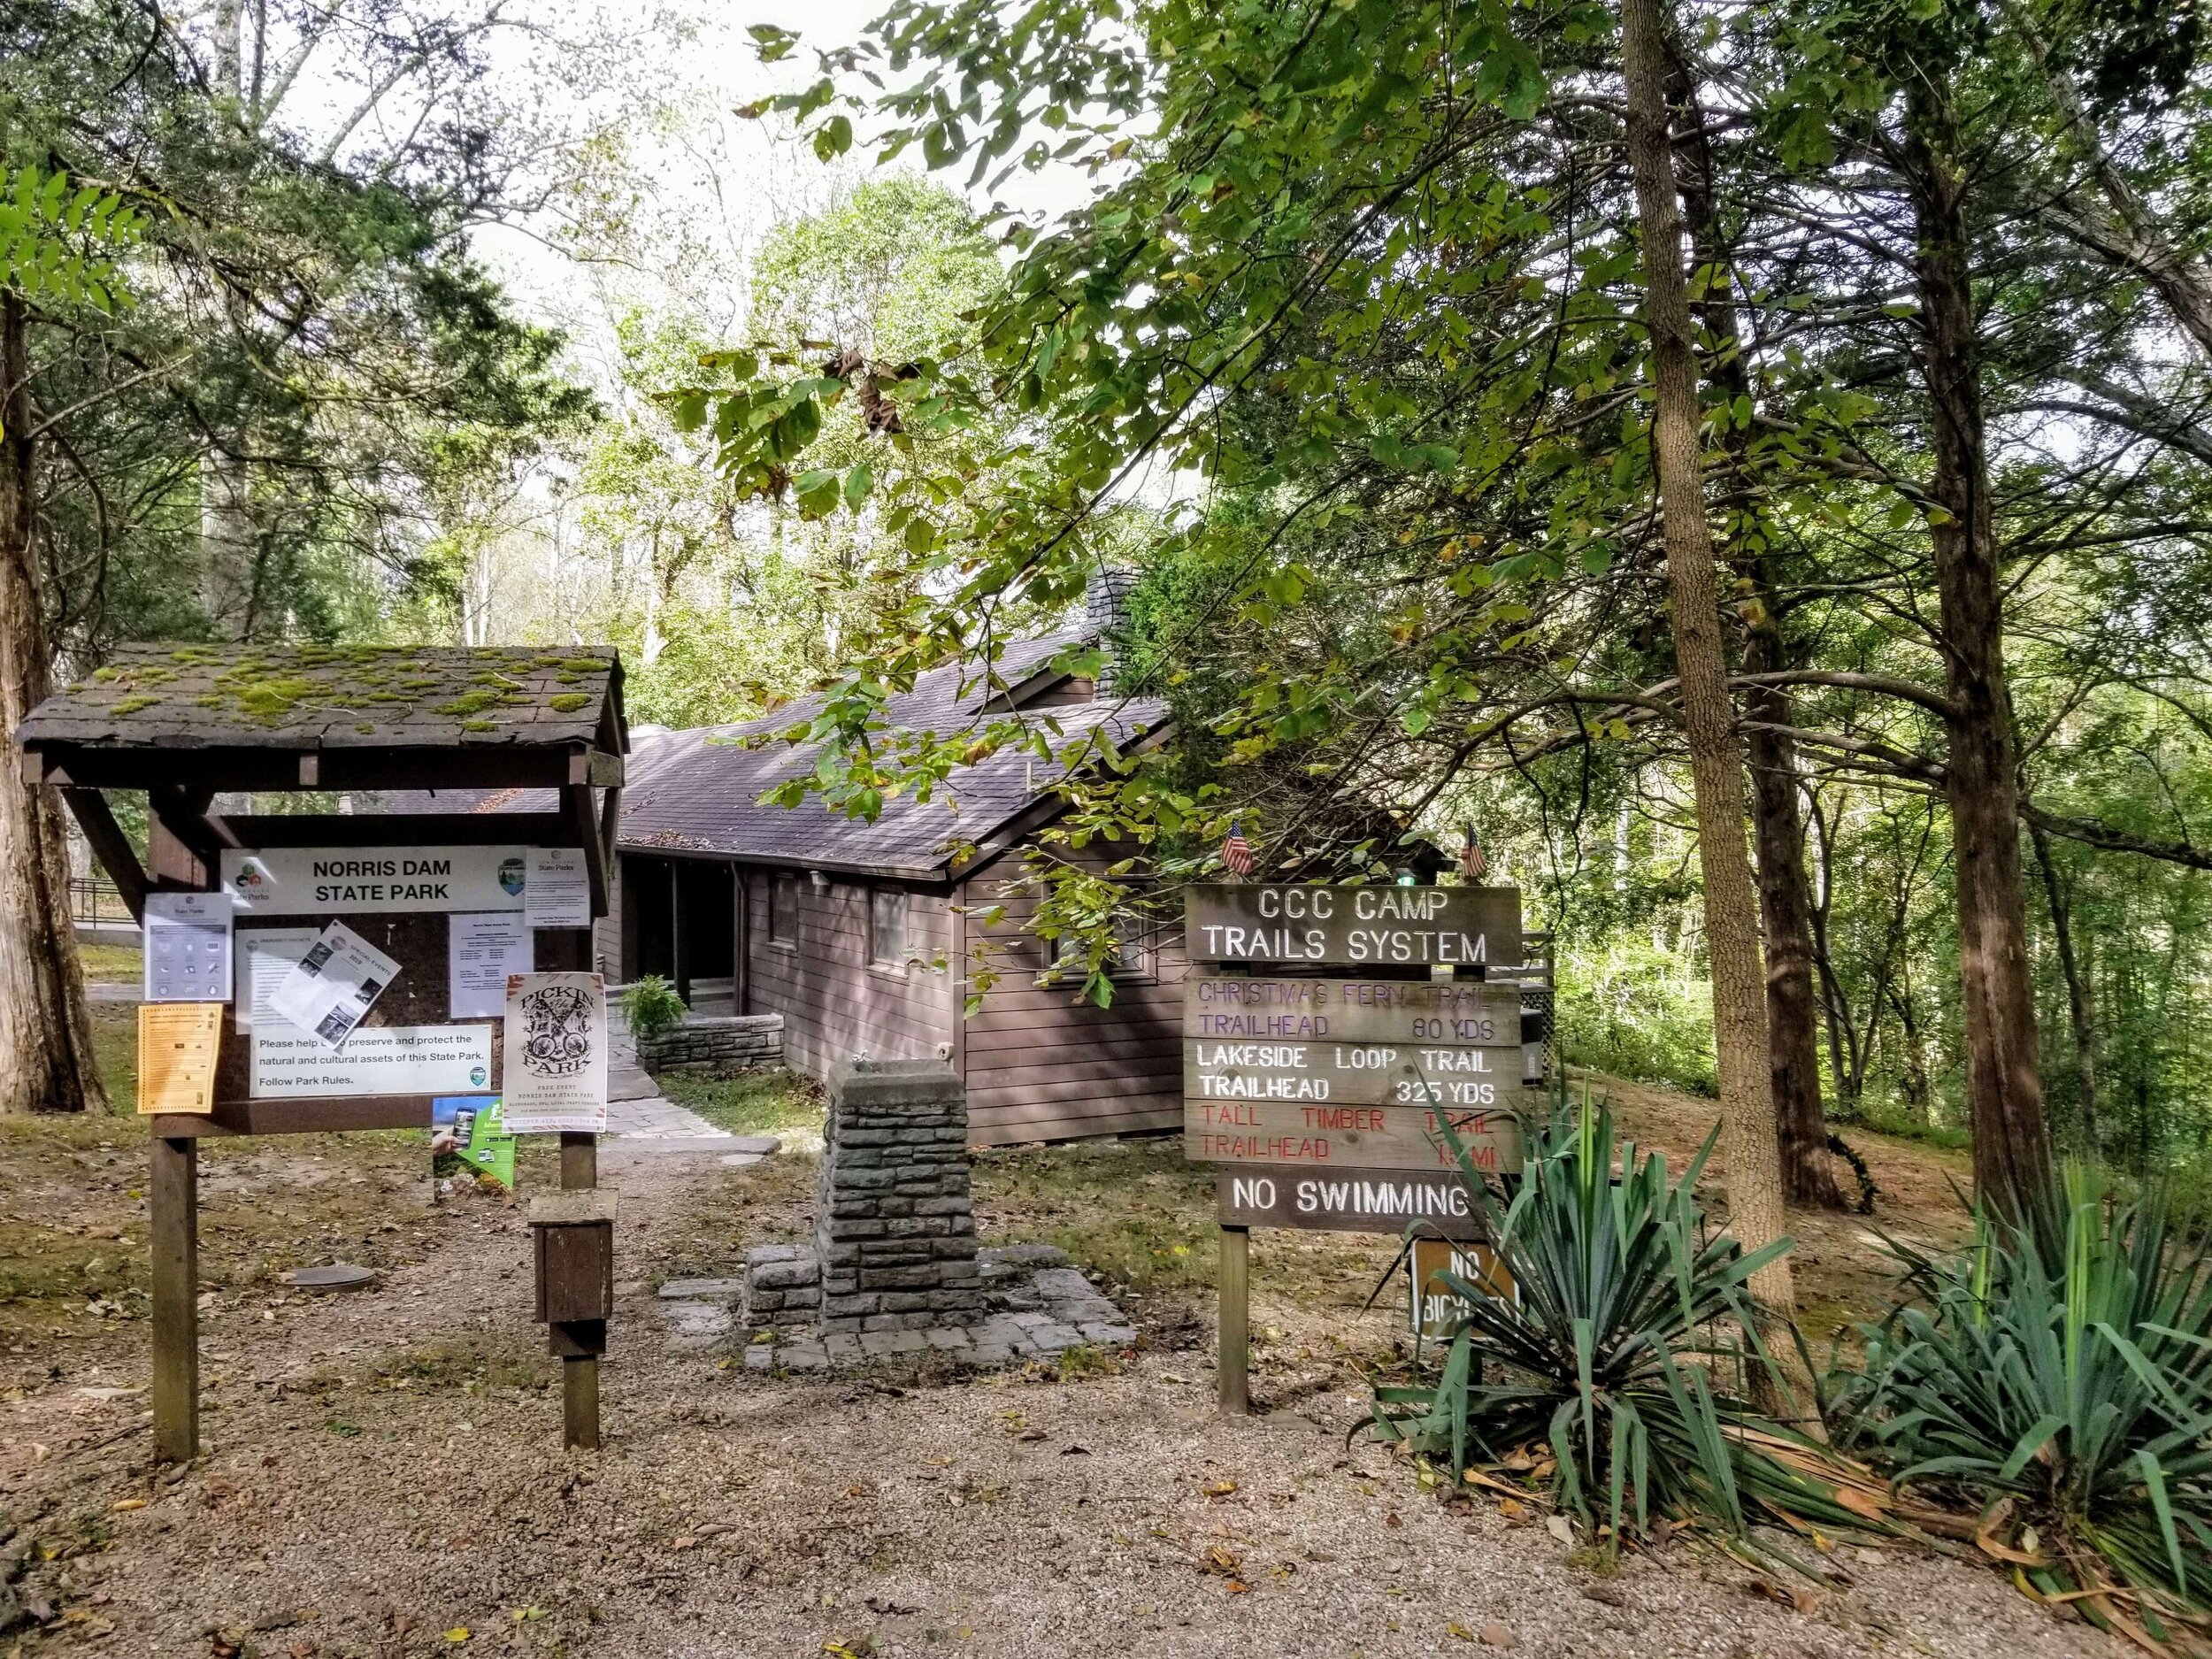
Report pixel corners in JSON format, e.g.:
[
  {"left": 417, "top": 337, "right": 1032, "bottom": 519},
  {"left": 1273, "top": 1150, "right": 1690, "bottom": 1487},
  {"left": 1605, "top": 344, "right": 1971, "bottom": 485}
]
[
  {"left": 958, "top": 856, "right": 1186, "bottom": 1145},
  {"left": 661, "top": 846, "right": 1191, "bottom": 1145},
  {"left": 595, "top": 866, "right": 620, "bottom": 980},
  {"left": 742, "top": 873, "right": 956, "bottom": 1079}
]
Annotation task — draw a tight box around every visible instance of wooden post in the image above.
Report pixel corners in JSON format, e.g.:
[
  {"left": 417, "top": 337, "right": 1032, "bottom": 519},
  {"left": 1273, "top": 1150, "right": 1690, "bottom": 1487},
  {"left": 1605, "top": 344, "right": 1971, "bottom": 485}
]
[
  {"left": 559, "top": 1129, "right": 600, "bottom": 1450},
  {"left": 564, "top": 1340, "right": 600, "bottom": 1448},
  {"left": 1218, "top": 1223, "right": 1250, "bottom": 1416},
  {"left": 150, "top": 1135, "right": 198, "bottom": 1462}
]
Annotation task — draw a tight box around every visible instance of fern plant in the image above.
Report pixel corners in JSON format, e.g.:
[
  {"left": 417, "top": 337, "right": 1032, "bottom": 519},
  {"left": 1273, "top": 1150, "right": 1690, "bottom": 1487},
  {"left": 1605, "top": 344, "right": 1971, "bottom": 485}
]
[{"left": 619, "top": 974, "right": 687, "bottom": 1041}]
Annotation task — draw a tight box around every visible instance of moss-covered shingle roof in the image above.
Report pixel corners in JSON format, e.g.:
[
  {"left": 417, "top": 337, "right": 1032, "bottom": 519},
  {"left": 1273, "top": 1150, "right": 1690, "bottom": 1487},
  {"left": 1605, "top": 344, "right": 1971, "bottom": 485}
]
[{"left": 19, "top": 643, "right": 622, "bottom": 751}]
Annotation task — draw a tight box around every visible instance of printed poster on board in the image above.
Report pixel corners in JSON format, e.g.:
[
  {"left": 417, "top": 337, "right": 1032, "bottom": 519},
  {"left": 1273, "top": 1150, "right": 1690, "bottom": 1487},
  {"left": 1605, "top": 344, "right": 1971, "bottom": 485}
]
[
  {"left": 269, "top": 920, "right": 400, "bottom": 1048},
  {"left": 502, "top": 972, "right": 607, "bottom": 1133},
  {"left": 137, "top": 1002, "right": 223, "bottom": 1114},
  {"left": 142, "top": 892, "right": 233, "bottom": 1004},
  {"left": 432, "top": 1095, "right": 516, "bottom": 1192},
  {"left": 447, "top": 911, "right": 532, "bottom": 1018}
]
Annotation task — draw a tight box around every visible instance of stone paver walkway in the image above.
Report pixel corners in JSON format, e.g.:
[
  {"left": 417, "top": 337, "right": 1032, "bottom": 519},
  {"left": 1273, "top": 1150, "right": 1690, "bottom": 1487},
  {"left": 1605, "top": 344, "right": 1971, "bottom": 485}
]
[
  {"left": 598, "top": 1027, "right": 780, "bottom": 1161},
  {"left": 606, "top": 1025, "right": 658, "bottom": 1102},
  {"left": 656, "top": 1246, "right": 1137, "bottom": 1370}
]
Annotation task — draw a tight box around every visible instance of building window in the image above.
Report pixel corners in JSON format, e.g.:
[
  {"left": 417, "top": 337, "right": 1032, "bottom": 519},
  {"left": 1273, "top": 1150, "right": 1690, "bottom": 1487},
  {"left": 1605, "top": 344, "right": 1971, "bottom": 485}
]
[
  {"left": 870, "top": 888, "right": 908, "bottom": 967},
  {"left": 770, "top": 873, "right": 799, "bottom": 945},
  {"left": 1050, "top": 907, "right": 1154, "bottom": 983}
]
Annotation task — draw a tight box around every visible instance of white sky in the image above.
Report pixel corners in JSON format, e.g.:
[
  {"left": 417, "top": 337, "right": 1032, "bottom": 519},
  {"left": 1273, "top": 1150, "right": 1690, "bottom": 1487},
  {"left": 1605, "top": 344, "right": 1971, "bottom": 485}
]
[{"left": 446, "top": 0, "right": 1099, "bottom": 378}]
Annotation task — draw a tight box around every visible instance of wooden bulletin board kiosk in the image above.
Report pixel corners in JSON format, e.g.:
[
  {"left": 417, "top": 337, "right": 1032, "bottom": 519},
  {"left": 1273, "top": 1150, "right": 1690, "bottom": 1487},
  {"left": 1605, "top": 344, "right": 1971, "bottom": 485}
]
[{"left": 16, "top": 643, "right": 627, "bottom": 1460}]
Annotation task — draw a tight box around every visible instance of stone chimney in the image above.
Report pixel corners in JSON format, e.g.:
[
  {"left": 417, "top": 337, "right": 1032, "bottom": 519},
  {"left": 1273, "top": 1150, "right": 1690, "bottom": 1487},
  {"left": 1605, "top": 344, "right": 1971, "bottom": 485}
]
[{"left": 1084, "top": 566, "right": 1137, "bottom": 693}]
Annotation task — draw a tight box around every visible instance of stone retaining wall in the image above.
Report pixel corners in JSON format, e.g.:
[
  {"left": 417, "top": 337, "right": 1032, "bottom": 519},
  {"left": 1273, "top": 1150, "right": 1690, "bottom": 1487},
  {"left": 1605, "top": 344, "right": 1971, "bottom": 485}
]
[{"left": 634, "top": 1013, "right": 783, "bottom": 1075}]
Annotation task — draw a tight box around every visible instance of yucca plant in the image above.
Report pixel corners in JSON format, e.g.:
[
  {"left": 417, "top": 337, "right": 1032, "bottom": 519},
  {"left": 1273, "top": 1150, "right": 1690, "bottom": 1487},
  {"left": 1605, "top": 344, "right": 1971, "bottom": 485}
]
[
  {"left": 1366, "top": 1103, "right": 1879, "bottom": 1547},
  {"left": 1833, "top": 1168, "right": 2212, "bottom": 1648}
]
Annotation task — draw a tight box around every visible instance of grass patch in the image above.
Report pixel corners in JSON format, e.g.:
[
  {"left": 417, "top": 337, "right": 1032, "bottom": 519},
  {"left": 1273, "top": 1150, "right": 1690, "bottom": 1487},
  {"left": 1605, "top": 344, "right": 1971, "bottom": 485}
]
[
  {"left": 1834, "top": 1101, "right": 1970, "bottom": 1150},
  {"left": 658, "top": 1067, "right": 823, "bottom": 1136},
  {"left": 972, "top": 1138, "right": 1217, "bottom": 1290},
  {"left": 90, "top": 1001, "right": 136, "bottom": 1111},
  {"left": 78, "top": 941, "right": 141, "bottom": 984}
]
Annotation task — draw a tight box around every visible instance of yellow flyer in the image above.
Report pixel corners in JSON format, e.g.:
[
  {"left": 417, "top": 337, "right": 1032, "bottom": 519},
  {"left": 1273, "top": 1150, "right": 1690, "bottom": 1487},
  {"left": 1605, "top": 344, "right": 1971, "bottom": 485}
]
[{"left": 137, "top": 1003, "right": 223, "bottom": 1115}]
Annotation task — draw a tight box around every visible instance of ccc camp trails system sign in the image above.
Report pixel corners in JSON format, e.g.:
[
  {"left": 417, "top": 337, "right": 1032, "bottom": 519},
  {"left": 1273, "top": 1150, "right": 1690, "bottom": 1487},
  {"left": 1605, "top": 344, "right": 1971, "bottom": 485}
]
[
  {"left": 1187, "top": 1099, "right": 1525, "bottom": 1171},
  {"left": 1185, "top": 883, "right": 1522, "bottom": 967},
  {"left": 1180, "top": 884, "right": 1531, "bottom": 1191},
  {"left": 1187, "top": 976, "right": 1518, "bottom": 1043}
]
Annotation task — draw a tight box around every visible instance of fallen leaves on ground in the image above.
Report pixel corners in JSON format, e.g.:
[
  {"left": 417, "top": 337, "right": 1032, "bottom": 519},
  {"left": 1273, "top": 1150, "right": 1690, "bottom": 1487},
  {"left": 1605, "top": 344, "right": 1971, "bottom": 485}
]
[
  {"left": 1748, "top": 1578, "right": 1821, "bottom": 1616},
  {"left": 1194, "top": 1540, "right": 1245, "bottom": 1591}
]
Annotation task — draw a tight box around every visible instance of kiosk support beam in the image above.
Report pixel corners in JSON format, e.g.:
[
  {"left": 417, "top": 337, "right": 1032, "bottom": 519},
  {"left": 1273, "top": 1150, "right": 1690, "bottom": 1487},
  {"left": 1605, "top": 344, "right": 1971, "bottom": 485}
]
[
  {"left": 1217, "top": 1224, "right": 1250, "bottom": 1416},
  {"left": 150, "top": 1136, "right": 199, "bottom": 1462},
  {"left": 559, "top": 1130, "right": 601, "bottom": 1451},
  {"left": 58, "top": 787, "right": 150, "bottom": 921}
]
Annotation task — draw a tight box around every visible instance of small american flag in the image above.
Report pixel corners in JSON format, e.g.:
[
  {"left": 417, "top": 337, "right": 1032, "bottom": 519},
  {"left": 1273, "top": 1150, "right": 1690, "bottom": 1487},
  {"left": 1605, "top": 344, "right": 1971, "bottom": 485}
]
[
  {"left": 1223, "top": 819, "right": 1256, "bottom": 879},
  {"left": 1459, "top": 827, "right": 1488, "bottom": 881}
]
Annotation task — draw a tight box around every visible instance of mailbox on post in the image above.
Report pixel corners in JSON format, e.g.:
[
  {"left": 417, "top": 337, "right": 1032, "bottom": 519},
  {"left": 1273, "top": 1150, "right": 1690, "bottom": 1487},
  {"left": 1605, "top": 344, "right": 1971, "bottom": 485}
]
[{"left": 531, "top": 1190, "right": 617, "bottom": 1328}]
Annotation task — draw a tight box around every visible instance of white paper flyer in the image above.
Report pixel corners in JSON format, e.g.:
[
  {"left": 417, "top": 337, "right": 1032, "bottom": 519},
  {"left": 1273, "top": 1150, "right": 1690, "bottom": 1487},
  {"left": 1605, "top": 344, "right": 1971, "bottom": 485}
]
[
  {"left": 142, "top": 891, "right": 234, "bottom": 1003},
  {"left": 232, "top": 926, "right": 319, "bottom": 1031},
  {"left": 522, "top": 849, "right": 592, "bottom": 929},
  {"left": 269, "top": 920, "right": 402, "bottom": 1048},
  {"left": 502, "top": 971, "right": 607, "bottom": 1133},
  {"left": 447, "top": 911, "right": 532, "bottom": 1019}
]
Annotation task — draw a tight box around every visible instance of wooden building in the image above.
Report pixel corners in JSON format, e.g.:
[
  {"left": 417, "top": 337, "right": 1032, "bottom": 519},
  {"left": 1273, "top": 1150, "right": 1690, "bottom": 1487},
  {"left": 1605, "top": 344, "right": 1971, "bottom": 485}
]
[
  {"left": 617, "top": 631, "right": 1179, "bottom": 1144},
  {"left": 405, "top": 629, "right": 1184, "bottom": 1145}
]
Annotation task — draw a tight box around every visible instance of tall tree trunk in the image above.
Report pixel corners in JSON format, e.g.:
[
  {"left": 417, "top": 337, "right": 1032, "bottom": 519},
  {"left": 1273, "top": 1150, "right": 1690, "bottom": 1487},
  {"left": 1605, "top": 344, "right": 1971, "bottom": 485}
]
[
  {"left": 0, "top": 293, "right": 108, "bottom": 1114},
  {"left": 1902, "top": 74, "right": 2054, "bottom": 1217},
  {"left": 2028, "top": 818, "right": 2100, "bottom": 1154},
  {"left": 212, "top": 0, "right": 244, "bottom": 103},
  {"left": 1621, "top": 0, "right": 1794, "bottom": 1321},
  {"left": 1889, "top": 981, "right": 1932, "bottom": 1121},
  {"left": 1663, "top": 41, "right": 1841, "bottom": 1210}
]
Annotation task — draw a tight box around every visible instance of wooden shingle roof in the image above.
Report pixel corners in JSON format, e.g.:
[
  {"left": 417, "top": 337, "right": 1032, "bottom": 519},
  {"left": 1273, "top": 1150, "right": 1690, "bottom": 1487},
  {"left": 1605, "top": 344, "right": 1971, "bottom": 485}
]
[
  {"left": 19, "top": 643, "right": 626, "bottom": 791},
  {"left": 376, "top": 634, "right": 1170, "bottom": 879}
]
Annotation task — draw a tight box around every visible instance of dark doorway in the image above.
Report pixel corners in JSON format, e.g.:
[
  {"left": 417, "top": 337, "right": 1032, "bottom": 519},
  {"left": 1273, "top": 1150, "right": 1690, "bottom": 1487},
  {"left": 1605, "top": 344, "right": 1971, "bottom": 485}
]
[
  {"left": 675, "top": 861, "right": 735, "bottom": 998},
  {"left": 623, "top": 854, "right": 674, "bottom": 983},
  {"left": 619, "top": 855, "right": 733, "bottom": 1006}
]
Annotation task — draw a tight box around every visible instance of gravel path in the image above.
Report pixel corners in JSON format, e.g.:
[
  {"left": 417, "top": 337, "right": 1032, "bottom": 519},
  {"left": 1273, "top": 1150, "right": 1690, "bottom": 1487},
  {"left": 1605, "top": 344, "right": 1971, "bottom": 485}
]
[{"left": 0, "top": 1136, "right": 2124, "bottom": 1659}]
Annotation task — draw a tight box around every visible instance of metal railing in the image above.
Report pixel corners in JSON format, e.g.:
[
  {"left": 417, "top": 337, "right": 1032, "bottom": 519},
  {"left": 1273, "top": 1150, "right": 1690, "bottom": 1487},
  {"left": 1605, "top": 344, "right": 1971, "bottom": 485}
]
[{"left": 69, "top": 876, "right": 134, "bottom": 926}]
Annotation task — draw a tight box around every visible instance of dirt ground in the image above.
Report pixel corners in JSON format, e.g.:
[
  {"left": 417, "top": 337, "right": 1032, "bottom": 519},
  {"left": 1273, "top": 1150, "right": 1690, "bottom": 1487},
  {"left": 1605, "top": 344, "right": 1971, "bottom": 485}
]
[{"left": 0, "top": 1073, "right": 2118, "bottom": 1659}]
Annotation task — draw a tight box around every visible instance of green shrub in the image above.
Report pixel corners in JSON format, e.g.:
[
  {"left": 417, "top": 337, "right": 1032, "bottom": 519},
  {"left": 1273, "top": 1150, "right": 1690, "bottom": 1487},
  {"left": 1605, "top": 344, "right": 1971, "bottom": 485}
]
[
  {"left": 619, "top": 974, "right": 687, "bottom": 1041},
  {"left": 1555, "top": 941, "right": 1718, "bottom": 1096},
  {"left": 1832, "top": 1167, "right": 2212, "bottom": 1644},
  {"left": 1365, "top": 1104, "right": 1869, "bottom": 1547}
]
